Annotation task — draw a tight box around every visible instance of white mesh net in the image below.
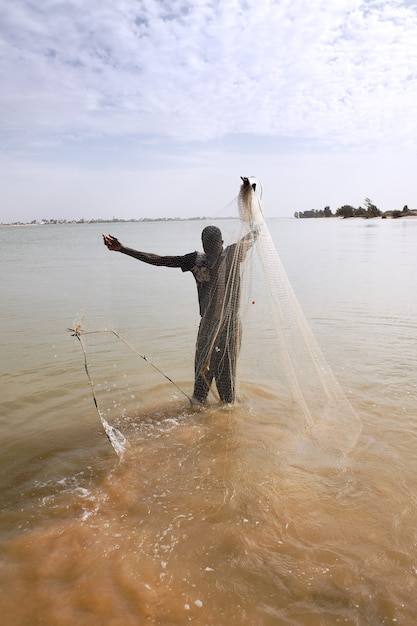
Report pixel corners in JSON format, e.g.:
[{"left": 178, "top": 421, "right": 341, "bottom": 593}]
[{"left": 235, "top": 178, "right": 361, "bottom": 454}]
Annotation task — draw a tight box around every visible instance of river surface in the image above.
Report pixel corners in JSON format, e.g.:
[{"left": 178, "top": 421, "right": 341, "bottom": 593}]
[{"left": 1, "top": 217, "right": 417, "bottom": 625}]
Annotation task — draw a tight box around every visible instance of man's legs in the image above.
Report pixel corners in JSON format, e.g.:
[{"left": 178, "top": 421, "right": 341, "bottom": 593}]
[{"left": 192, "top": 317, "right": 240, "bottom": 404}]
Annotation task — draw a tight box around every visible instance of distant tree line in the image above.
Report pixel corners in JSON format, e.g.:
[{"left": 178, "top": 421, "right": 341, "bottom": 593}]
[{"left": 294, "top": 199, "right": 415, "bottom": 219}]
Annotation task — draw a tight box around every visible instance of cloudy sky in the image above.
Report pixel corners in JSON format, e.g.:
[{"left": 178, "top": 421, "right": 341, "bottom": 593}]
[{"left": 1, "top": 0, "right": 417, "bottom": 222}]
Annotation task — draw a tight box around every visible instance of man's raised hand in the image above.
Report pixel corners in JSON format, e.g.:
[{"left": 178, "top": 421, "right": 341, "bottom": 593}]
[{"left": 103, "top": 234, "right": 122, "bottom": 251}]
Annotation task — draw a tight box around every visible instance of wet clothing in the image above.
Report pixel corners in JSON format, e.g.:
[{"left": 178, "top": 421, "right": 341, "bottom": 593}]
[{"left": 119, "top": 238, "right": 250, "bottom": 403}]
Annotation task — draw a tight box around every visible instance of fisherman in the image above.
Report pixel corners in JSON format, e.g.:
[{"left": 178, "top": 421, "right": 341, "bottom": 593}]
[{"left": 103, "top": 178, "right": 257, "bottom": 405}]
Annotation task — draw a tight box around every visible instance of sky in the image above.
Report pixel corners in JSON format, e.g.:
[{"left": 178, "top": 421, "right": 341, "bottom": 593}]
[{"left": 1, "top": 0, "right": 417, "bottom": 223}]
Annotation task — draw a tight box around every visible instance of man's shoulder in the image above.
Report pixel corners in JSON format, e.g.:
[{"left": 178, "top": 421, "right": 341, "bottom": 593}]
[
  {"left": 180, "top": 250, "right": 199, "bottom": 272},
  {"left": 181, "top": 251, "right": 211, "bottom": 283}
]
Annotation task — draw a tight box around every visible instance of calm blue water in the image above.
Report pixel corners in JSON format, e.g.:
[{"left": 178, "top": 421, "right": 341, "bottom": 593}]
[{"left": 1, "top": 217, "right": 417, "bottom": 625}]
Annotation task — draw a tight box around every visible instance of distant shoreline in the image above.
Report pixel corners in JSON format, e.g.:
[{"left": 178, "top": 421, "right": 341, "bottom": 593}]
[
  {"left": 0, "top": 216, "right": 236, "bottom": 227},
  {"left": 2, "top": 213, "right": 417, "bottom": 226}
]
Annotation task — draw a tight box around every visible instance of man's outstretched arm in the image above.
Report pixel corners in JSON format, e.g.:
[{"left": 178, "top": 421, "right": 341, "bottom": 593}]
[{"left": 102, "top": 234, "right": 185, "bottom": 268}]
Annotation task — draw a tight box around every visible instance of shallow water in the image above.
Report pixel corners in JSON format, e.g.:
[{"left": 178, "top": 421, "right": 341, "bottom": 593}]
[{"left": 1, "top": 218, "right": 417, "bottom": 624}]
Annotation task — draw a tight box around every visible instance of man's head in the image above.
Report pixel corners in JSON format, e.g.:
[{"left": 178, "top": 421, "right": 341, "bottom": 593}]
[{"left": 201, "top": 225, "right": 223, "bottom": 258}]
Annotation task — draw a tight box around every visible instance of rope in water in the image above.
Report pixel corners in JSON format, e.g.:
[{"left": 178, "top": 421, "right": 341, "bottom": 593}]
[{"left": 68, "top": 324, "right": 192, "bottom": 456}]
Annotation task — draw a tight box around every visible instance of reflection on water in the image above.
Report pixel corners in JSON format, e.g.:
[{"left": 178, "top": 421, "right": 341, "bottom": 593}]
[{"left": 1, "top": 219, "right": 417, "bottom": 624}]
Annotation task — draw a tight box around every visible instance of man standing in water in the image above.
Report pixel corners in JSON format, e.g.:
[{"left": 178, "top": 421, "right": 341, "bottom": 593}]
[{"left": 103, "top": 178, "right": 257, "bottom": 405}]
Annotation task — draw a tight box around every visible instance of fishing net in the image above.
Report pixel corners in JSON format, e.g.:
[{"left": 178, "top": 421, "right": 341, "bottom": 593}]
[
  {"left": 71, "top": 176, "right": 361, "bottom": 458},
  {"left": 235, "top": 178, "right": 361, "bottom": 453}
]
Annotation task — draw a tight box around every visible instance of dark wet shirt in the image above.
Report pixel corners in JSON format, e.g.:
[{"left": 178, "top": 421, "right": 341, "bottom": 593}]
[{"left": 180, "top": 245, "right": 239, "bottom": 320}]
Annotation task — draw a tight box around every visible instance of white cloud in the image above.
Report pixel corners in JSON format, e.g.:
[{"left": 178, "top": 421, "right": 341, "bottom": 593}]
[
  {"left": 1, "top": 1, "right": 417, "bottom": 222},
  {"left": 1, "top": 0, "right": 417, "bottom": 146}
]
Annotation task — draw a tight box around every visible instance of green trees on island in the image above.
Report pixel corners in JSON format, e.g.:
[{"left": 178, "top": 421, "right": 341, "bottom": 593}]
[
  {"left": 294, "top": 206, "right": 334, "bottom": 219},
  {"left": 294, "top": 200, "right": 415, "bottom": 219}
]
